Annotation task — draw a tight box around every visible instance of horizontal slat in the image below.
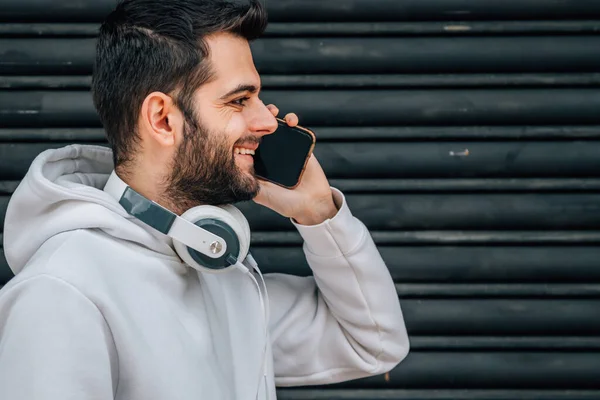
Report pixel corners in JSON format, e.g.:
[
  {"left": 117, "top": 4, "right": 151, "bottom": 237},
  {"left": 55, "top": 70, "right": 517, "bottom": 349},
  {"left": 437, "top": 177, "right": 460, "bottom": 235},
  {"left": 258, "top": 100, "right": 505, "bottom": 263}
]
[
  {"left": 268, "top": 1, "right": 600, "bottom": 22},
  {"left": 5, "top": 141, "right": 600, "bottom": 180},
  {"left": 265, "top": 21, "right": 600, "bottom": 35},
  {"left": 3, "top": 193, "right": 600, "bottom": 231},
  {"left": 395, "top": 284, "right": 600, "bottom": 298},
  {"left": 239, "top": 194, "right": 600, "bottom": 231},
  {"left": 409, "top": 336, "right": 600, "bottom": 351},
  {"left": 260, "top": 89, "right": 600, "bottom": 126},
  {"left": 257, "top": 73, "right": 600, "bottom": 88},
  {"left": 0, "top": 0, "right": 114, "bottom": 22},
  {"left": 0, "top": 247, "right": 10, "bottom": 283},
  {"left": 0, "top": 181, "right": 18, "bottom": 194},
  {"left": 0, "top": 128, "right": 108, "bottom": 141},
  {"left": 0, "top": 196, "right": 7, "bottom": 228},
  {"left": 253, "top": 37, "right": 600, "bottom": 74},
  {"left": 3, "top": 126, "right": 600, "bottom": 141},
  {"left": 1, "top": 76, "right": 92, "bottom": 90},
  {"left": 276, "top": 389, "right": 600, "bottom": 400},
  {"left": 0, "top": 23, "right": 99, "bottom": 37},
  {"left": 252, "top": 246, "right": 600, "bottom": 283},
  {"left": 327, "top": 179, "right": 600, "bottom": 193},
  {"left": 252, "top": 231, "right": 600, "bottom": 245},
  {"left": 401, "top": 300, "right": 600, "bottom": 335},
  {"left": 340, "top": 352, "right": 600, "bottom": 389},
  {"left": 314, "top": 142, "right": 600, "bottom": 179},
  {"left": 3, "top": 21, "right": 600, "bottom": 37},
  {"left": 2, "top": 0, "right": 600, "bottom": 22},
  {"left": 4, "top": 90, "right": 600, "bottom": 127},
  {"left": 0, "top": 39, "right": 94, "bottom": 75},
  {"left": 5, "top": 73, "right": 600, "bottom": 90},
  {"left": 0, "top": 91, "right": 97, "bottom": 127},
  {"left": 4, "top": 37, "right": 600, "bottom": 75}
]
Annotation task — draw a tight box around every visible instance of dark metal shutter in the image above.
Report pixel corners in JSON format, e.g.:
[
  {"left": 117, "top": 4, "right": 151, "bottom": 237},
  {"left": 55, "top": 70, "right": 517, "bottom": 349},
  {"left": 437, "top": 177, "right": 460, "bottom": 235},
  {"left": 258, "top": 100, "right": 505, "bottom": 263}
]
[{"left": 2, "top": 1, "right": 600, "bottom": 399}]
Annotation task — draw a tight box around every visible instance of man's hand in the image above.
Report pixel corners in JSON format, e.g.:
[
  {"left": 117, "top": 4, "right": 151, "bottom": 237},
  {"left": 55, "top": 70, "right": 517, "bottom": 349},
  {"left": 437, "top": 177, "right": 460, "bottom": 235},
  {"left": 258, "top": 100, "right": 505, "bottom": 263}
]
[{"left": 252, "top": 105, "right": 338, "bottom": 226}]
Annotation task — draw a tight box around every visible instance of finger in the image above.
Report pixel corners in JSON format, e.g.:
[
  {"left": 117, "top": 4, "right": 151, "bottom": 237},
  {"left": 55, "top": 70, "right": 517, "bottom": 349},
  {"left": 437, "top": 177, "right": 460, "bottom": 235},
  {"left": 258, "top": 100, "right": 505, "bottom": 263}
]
[
  {"left": 284, "top": 113, "right": 299, "bottom": 127},
  {"left": 266, "top": 104, "right": 279, "bottom": 117}
]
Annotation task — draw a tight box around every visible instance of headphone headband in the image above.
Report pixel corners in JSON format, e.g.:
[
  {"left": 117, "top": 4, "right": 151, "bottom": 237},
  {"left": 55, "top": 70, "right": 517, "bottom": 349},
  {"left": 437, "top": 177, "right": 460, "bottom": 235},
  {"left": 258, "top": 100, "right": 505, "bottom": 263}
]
[{"left": 103, "top": 171, "right": 227, "bottom": 259}]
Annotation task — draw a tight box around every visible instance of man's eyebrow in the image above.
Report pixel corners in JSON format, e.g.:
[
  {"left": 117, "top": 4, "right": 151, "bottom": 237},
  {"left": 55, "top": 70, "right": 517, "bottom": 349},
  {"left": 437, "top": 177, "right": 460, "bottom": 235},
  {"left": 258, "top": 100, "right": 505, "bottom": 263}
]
[{"left": 220, "top": 84, "right": 259, "bottom": 100}]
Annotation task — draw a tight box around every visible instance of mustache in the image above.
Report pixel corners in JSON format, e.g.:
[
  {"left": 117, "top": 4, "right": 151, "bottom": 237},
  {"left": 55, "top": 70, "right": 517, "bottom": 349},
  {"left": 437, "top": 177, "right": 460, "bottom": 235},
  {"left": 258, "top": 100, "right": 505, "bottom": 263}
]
[{"left": 233, "top": 136, "right": 261, "bottom": 147}]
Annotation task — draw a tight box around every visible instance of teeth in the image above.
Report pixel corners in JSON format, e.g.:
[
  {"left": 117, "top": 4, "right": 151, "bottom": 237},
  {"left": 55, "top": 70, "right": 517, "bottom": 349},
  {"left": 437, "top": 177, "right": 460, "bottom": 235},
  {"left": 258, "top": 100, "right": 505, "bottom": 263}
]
[{"left": 234, "top": 148, "right": 255, "bottom": 155}]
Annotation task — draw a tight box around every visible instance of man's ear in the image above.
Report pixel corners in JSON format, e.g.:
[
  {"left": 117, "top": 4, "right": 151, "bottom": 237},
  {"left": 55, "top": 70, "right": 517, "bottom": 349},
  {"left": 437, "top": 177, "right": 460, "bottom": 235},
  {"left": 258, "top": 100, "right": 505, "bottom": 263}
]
[{"left": 139, "top": 92, "right": 184, "bottom": 148}]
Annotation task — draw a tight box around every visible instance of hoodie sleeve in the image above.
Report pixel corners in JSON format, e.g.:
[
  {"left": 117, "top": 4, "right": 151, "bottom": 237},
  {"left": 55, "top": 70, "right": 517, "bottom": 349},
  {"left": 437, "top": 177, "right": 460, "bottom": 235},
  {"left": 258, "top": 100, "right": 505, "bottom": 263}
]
[
  {"left": 264, "top": 188, "right": 409, "bottom": 387},
  {"left": 0, "top": 274, "right": 118, "bottom": 400}
]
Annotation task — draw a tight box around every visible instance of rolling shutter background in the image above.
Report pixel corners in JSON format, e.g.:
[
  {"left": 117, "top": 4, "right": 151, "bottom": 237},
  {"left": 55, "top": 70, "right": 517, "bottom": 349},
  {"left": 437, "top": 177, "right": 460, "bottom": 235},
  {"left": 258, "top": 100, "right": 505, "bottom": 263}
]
[{"left": 2, "top": 0, "right": 600, "bottom": 399}]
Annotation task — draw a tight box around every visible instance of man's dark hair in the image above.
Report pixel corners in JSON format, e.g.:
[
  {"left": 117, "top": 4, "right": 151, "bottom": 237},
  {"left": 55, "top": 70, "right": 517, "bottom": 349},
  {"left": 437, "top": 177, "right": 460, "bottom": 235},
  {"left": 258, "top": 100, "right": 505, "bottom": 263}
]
[{"left": 91, "top": 0, "right": 268, "bottom": 170}]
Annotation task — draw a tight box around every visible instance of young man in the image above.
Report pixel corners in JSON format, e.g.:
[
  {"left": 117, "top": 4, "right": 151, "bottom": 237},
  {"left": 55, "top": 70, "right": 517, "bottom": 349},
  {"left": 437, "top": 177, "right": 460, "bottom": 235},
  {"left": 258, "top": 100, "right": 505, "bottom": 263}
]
[{"left": 0, "top": 0, "right": 409, "bottom": 399}]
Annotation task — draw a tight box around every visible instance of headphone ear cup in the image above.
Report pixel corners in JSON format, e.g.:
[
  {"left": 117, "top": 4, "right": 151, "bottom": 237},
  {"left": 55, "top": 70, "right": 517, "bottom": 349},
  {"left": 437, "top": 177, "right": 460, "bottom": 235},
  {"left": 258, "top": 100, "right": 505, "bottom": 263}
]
[
  {"left": 218, "top": 204, "right": 251, "bottom": 259},
  {"left": 173, "top": 205, "right": 250, "bottom": 272}
]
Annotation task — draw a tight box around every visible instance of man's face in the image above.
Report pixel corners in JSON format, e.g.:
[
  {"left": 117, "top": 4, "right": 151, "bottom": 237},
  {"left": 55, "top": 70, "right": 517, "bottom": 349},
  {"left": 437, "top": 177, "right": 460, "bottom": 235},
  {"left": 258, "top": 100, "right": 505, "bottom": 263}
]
[{"left": 166, "top": 33, "right": 278, "bottom": 207}]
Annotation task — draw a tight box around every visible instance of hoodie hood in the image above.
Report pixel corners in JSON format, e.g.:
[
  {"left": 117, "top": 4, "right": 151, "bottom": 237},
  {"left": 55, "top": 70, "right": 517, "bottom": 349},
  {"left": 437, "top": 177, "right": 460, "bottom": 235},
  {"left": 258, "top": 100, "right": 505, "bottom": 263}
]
[{"left": 3, "top": 144, "right": 176, "bottom": 275}]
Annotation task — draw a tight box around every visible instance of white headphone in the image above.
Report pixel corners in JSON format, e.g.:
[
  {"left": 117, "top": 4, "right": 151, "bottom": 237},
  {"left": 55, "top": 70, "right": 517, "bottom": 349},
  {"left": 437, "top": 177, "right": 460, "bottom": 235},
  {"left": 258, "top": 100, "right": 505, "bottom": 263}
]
[{"left": 103, "top": 170, "right": 252, "bottom": 273}]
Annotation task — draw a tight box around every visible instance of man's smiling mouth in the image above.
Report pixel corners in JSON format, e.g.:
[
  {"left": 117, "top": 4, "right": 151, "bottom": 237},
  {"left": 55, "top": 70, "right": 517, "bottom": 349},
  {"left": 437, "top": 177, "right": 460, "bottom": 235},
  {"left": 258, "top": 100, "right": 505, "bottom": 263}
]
[{"left": 233, "top": 147, "right": 256, "bottom": 155}]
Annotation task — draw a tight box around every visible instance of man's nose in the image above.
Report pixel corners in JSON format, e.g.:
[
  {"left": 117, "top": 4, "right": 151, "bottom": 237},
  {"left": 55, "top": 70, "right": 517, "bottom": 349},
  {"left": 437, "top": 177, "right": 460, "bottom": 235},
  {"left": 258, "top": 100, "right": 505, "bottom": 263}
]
[{"left": 248, "top": 102, "right": 278, "bottom": 136}]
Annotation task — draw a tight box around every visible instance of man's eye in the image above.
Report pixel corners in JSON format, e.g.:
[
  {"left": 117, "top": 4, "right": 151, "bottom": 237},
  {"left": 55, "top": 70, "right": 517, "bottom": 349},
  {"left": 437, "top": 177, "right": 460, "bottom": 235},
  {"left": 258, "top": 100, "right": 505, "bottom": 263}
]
[{"left": 231, "top": 97, "right": 249, "bottom": 107}]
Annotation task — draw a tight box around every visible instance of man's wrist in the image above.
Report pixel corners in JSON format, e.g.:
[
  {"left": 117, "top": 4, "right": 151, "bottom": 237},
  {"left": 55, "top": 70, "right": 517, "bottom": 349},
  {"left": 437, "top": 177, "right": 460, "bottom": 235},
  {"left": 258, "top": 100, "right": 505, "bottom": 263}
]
[
  {"left": 292, "top": 188, "right": 365, "bottom": 257},
  {"left": 292, "top": 197, "right": 338, "bottom": 226}
]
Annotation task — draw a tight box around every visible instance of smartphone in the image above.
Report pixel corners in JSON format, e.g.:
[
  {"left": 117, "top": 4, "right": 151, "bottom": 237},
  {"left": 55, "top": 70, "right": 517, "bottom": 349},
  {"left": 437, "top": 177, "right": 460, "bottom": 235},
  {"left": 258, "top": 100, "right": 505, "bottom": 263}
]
[{"left": 253, "top": 117, "right": 316, "bottom": 189}]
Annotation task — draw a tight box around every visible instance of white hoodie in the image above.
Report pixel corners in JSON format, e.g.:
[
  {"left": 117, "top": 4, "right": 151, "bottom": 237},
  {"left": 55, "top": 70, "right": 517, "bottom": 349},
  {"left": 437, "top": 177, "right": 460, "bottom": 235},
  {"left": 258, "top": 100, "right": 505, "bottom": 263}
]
[{"left": 0, "top": 144, "right": 409, "bottom": 400}]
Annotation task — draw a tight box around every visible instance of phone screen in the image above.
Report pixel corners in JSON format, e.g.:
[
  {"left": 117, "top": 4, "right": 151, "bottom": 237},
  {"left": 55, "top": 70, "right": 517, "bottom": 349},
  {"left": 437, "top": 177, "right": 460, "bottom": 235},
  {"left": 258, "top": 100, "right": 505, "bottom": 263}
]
[{"left": 253, "top": 120, "right": 316, "bottom": 188}]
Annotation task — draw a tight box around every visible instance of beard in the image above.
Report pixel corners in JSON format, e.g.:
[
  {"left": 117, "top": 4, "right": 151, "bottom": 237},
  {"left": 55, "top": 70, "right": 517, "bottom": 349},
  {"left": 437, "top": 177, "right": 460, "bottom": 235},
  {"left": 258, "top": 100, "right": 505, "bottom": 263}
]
[{"left": 164, "top": 110, "right": 260, "bottom": 210}]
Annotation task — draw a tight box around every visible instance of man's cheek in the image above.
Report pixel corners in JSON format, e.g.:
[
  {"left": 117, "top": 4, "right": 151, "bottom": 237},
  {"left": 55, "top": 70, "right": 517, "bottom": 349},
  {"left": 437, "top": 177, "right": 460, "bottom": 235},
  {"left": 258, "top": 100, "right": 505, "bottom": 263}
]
[{"left": 224, "top": 113, "right": 248, "bottom": 141}]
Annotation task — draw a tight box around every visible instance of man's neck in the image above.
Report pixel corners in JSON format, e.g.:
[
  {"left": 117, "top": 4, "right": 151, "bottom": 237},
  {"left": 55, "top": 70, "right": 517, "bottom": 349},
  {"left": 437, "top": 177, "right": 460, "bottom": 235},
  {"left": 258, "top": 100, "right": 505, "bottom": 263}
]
[{"left": 116, "top": 167, "right": 176, "bottom": 213}]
